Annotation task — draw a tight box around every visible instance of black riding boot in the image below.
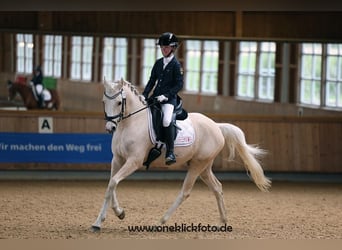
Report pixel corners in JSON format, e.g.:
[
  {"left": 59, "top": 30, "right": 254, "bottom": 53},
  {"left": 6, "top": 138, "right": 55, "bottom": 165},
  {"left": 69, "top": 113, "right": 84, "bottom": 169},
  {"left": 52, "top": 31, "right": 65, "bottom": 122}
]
[
  {"left": 37, "top": 95, "right": 45, "bottom": 108},
  {"left": 164, "top": 124, "right": 176, "bottom": 165}
]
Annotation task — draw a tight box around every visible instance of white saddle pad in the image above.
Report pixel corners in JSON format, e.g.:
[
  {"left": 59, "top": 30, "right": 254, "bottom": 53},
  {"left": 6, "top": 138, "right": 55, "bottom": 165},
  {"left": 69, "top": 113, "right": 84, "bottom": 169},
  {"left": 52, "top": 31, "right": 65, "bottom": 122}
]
[
  {"left": 42, "top": 89, "right": 52, "bottom": 101},
  {"left": 147, "top": 109, "right": 195, "bottom": 147}
]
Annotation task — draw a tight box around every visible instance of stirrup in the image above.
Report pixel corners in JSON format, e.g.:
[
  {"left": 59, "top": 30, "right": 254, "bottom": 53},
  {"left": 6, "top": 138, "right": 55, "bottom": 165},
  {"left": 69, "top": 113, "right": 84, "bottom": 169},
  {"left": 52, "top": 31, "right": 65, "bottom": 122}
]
[{"left": 144, "top": 144, "right": 163, "bottom": 170}]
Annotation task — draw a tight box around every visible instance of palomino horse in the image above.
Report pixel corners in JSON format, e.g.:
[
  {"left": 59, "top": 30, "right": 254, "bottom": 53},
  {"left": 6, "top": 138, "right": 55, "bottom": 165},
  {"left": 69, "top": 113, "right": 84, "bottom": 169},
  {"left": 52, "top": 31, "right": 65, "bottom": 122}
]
[
  {"left": 7, "top": 80, "right": 60, "bottom": 110},
  {"left": 92, "top": 79, "right": 271, "bottom": 231}
]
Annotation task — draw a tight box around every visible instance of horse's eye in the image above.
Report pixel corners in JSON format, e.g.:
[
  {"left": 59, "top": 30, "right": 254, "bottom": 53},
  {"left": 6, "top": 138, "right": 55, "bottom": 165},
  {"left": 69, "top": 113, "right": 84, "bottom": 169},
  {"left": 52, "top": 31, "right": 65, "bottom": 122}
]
[{"left": 117, "top": 102, "right": 122, "bottom": 106}]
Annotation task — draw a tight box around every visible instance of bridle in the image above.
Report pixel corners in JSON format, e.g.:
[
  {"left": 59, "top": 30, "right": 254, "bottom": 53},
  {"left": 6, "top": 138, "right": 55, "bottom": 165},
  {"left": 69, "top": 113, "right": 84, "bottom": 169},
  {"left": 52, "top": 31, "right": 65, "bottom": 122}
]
[
  {"left": 103, "top": 88, "right": 157, "bottom": 132},
  {"left": 103, "top": 89, "right": 126, "bottom": 125}
]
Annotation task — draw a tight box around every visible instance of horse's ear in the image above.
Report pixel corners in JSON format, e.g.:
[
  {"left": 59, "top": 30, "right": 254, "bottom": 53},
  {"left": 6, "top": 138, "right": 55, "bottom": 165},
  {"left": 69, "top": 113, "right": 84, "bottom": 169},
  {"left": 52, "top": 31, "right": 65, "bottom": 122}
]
[
  {"left": 102, "top": 76, "right": 109, "bottom": 88},
  {"left": 120, "top": 78, "right": 124, "bottom": 87}
]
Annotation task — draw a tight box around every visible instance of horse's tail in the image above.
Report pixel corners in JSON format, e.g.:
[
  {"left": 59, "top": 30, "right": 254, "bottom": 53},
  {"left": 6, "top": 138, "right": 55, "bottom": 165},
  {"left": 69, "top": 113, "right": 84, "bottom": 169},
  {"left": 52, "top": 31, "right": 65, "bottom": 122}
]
[{"left": 217, "top": 123, "right": 271, "bottom": 192}]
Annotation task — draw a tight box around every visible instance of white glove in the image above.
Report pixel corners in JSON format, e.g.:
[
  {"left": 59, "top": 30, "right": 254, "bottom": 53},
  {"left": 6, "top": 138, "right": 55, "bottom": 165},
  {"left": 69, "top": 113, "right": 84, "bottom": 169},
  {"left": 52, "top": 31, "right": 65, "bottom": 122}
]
[{"left": 156, "top": 95, "right": 168, "bottom": 102}]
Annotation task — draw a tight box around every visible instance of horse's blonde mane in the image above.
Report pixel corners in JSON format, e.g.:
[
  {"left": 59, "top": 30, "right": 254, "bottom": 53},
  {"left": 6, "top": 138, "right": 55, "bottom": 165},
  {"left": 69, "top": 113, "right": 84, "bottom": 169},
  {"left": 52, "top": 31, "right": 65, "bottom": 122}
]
[
  {"left": 104, "top": 78, "right": 146, "bottom": 105},
  {"left": 121, "top": 79, "right": 140, "bottom": 96},
  {"left": 115, "top": 78, "right": 146, "bottom": 105}
]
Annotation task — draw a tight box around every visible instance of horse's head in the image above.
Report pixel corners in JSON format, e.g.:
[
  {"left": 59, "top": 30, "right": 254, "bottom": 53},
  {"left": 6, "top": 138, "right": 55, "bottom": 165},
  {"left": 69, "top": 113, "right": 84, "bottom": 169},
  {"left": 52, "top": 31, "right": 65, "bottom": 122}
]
[
  {"left": 7, "top": 80, "right": 17, "bottom": 101},
  {"left": 102, "top": 79, "right": 127, "bottom": 133},
  {"left": 102, "top": 78, "right": 147, "bottom": 133}
]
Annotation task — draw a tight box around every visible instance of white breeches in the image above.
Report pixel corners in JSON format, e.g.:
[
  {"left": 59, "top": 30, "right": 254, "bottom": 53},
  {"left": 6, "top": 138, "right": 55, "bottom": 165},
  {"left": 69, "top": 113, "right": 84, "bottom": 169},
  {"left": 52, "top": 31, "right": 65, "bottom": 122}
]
[
  {"left": 161, "top": 103, "right": 174, "bottom": 127},
  {"left": 35, "top": 84, "right": 43, "bottom": 95}
]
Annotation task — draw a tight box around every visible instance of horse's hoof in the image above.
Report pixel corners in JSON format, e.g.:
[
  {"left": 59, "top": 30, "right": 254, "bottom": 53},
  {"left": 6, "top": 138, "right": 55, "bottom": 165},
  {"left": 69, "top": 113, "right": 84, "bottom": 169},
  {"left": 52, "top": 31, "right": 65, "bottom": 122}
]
[
  {"left": 221, "top": 217, "right": 228, "bottom": 223},
  {"left": 118, "top": 210, "right": 125, "bottom": 220},
  {"left": 160, "top": 218, "right": 166, "bottom": 225},
  {"left": 91, "top": 225, "right": 101, "bottom": 233}
]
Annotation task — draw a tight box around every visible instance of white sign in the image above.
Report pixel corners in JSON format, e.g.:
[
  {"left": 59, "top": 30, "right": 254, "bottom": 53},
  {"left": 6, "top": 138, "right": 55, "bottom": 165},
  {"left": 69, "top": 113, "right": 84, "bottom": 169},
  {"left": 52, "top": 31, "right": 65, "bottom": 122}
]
[{"left": 38, "top": 117, "right": 53, "bottom": 133}]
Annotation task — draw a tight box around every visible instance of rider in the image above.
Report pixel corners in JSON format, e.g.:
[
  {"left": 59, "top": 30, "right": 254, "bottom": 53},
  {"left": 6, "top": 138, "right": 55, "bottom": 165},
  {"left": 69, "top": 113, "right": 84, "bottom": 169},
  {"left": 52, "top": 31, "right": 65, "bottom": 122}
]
[
  {"left": 142, "top": 32, "right": 184, "bottom": 165},
  {"left": 31, "top": 65, "right": 45, "bottom": 108}
]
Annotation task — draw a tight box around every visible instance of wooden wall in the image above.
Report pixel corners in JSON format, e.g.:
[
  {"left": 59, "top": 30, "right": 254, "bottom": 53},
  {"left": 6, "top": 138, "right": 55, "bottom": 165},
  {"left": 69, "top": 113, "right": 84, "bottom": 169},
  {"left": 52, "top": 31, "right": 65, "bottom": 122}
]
[
  {"left": 1, "top": 74, "right": 341, "bottom": 117},
  {"left": 0, "top": 110, "right": 341, "bottom": 173},
  {"left": 0, "top": 12, "right": 341, "bottom": 42},
  {"left": 47, "top": 79, "right": 342, "bottom": 117},
  {"left": 212, "top": 115, "right": 342, "bottom": 173}
]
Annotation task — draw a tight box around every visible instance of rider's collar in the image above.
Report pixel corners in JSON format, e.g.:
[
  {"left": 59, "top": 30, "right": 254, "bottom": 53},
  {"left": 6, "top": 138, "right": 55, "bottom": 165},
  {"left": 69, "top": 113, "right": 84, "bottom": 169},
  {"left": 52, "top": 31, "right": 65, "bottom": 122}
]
[{"left": 163, "top": 54, "right": 174, "bottom": 67}]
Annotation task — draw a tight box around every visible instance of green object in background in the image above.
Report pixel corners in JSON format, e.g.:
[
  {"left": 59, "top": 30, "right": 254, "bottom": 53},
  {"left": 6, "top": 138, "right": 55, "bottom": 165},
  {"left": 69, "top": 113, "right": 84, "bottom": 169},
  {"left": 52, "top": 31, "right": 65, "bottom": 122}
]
[{"left": 43, "top": 77, "right": 57, "bottom": 89}]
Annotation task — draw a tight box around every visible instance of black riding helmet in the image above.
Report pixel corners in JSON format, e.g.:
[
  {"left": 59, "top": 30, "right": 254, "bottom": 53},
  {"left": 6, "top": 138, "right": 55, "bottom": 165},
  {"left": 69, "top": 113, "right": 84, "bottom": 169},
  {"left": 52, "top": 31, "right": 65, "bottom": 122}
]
[
  {"left": 34, "top": 65, "right": 42, "bottom": 74},
  {"left": 156, "top": 32, "right": 179, "bottom": 48}
]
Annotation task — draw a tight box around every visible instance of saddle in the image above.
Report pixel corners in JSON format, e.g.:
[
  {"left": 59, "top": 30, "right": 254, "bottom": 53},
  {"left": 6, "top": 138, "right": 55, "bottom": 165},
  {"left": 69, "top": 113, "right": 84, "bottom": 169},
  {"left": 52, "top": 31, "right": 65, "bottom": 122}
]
[
  {"left": 143, "top": 95, "right": 188, "bottom": 169},
  {"left": 150, "top": 95, "right": 188, "bottom": 142}
]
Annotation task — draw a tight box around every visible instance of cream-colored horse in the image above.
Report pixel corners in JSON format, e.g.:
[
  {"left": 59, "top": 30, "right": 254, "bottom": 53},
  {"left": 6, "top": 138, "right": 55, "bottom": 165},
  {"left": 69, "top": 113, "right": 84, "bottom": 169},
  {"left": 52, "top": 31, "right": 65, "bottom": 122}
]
[{"left": 92, "top": 79, "right": 271, "bottom": 231}]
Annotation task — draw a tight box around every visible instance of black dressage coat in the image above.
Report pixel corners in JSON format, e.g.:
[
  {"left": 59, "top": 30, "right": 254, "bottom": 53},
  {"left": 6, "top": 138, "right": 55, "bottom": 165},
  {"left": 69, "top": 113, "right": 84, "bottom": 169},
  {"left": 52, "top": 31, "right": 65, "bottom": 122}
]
[{"left": 143, "top": 56, "right": 183, "bottom": 106}]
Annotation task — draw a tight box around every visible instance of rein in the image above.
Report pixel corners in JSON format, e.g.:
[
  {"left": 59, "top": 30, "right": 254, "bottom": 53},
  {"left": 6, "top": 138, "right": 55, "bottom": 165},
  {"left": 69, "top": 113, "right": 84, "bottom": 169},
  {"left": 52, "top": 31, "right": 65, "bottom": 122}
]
[{"left": 122, "top": 103, "right": 153, "bottom": 120}]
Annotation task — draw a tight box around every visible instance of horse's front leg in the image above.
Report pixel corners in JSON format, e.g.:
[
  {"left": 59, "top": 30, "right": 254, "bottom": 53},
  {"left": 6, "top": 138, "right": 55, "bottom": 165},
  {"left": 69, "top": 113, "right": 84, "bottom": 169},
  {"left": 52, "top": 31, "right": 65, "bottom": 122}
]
[
  {"left": 109, "top": 158, "right": 141, "bottom": 219},
  {"left": 92, "top": 158, "right": 140, "bottom": 231},
  {"left": 91, "top": 185, "right": 114, "bottom": 231},
  {"left": 91, "top": 158, "right": 122, "bottom": 231}
]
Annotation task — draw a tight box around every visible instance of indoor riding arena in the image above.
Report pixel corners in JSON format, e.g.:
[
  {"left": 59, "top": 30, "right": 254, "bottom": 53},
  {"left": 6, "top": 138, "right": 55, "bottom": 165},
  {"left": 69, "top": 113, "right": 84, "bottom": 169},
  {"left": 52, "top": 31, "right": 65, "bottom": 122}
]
[{"left": 0, "top": 9, "right": 341, "bottom": 241}]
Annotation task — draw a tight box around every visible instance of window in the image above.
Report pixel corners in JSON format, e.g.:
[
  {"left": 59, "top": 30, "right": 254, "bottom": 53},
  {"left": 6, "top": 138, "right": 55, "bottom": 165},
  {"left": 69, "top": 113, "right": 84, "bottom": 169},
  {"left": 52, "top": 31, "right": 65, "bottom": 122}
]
[
  {"left": 16, "top": 34, "right": 34, "bottom": 74},
  {"left": 237, "top": 41, "right": 275, "bottom": 100},
  {"left": 71, "top": 36, "right": 93, "bottom": 81},
  {"left": 185, "top": 40, "right": 219, "bottom": 94},
  {"left": 141, "top": 39, "right": 162, "bottom": 85},
  {"left": 325, "top": 44, "right": 342, "bottom": 108},
  {"left": 185, "top": 40, "right": 201, "bottom": 92},
  {"left": 299, "top": 43, "right": 322, "bottom": 106},
  {"left": 237, "top": 42, "right": 257, "bottom": 98},
  {"left": 299, "top": 43, "right": 342, "bottom": 108},
  {"left": 259, "top": 42, "right": 276, "bottom": 100},
  {"left": 43, "top": 35, "right": 62, "bottom": 77},
  {"left": 102, "top": 37, "right": 128, "bottom": 81}
]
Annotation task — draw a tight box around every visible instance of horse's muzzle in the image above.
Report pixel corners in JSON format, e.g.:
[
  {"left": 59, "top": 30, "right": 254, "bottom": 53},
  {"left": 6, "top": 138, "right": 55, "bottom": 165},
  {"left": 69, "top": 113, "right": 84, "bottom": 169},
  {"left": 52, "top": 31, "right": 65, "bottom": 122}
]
[{"left": 105, "top": 121, "right": 117, "bottom": 134}]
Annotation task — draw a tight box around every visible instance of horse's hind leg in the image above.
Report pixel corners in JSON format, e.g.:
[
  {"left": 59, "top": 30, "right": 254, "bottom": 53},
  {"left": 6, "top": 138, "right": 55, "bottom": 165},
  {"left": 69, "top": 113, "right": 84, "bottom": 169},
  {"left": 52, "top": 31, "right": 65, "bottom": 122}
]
[
  {"left": 200, "top": 165, "right": 227, "bottom": 223},
  {"left": 160, "top": 164, "right": 205, "bottom": 224}
]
